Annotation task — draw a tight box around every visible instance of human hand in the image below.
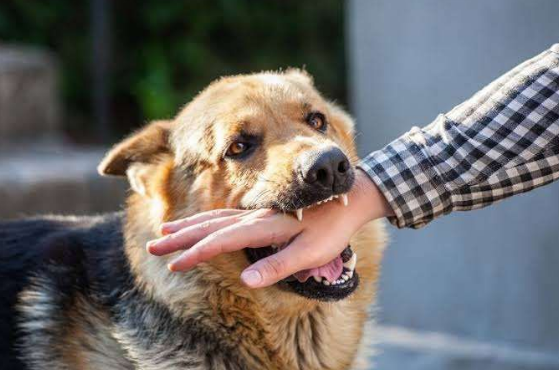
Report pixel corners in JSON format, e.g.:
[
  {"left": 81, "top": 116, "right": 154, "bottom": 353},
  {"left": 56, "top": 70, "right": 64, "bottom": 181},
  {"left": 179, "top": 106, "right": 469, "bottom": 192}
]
[{"left": 146, "top": 170, "right": 393, "bottom": 288}]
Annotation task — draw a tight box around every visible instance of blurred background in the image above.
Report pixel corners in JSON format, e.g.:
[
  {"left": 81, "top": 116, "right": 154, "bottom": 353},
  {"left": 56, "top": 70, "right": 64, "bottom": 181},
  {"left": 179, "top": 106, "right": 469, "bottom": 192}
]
[{"left": 0, "top": 1, "right": 558, "bottom": 369}]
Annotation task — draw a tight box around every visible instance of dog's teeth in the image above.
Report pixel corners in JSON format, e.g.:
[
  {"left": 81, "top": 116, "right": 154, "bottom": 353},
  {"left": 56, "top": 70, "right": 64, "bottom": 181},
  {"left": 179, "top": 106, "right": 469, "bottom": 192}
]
[
  {"left": 323, "top": 280, "right": 330, "bottom": 286},
  {"left": 342, "top": 274, "right": 349, "bottom": 281},
  {"left": 296, "top": 209, "right": 303, "bottom": 222},
  {"left": 340, "top": 194, "right": 348, "bottom": 206},
  {"left": 343, "top": 252, "right": 357, "bottom": 271},
  {"left": 347, "top": 270, "right": 354, "bottom": 278},
  {"left": 313, "top": 276, "right": 322, "bottom": 283}
]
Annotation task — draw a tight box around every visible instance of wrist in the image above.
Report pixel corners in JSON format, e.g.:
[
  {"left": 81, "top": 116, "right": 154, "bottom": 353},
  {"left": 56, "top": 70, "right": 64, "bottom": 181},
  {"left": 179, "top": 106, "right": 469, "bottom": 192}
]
[{"left": 349, "top": 169, "right": 394, "bottom": 224}]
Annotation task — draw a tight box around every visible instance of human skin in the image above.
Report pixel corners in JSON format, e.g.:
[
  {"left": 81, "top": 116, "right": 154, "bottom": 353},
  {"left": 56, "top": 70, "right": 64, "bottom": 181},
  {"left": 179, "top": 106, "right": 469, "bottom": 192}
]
[{"left": 146, "top": 169, "right": 394, "bottom": 288}]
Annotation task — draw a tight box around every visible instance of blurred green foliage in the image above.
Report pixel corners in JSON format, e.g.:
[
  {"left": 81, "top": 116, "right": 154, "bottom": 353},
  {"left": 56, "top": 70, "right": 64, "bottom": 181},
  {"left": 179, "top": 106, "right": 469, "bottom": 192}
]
[{"left": 0, "top": 0, "right": 346, "bottom": 141}]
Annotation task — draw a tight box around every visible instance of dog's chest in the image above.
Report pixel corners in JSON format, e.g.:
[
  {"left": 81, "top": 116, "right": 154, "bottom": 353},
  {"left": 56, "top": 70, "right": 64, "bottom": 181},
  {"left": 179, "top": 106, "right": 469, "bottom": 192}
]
[{"left": 261, "top": 305, "right": 367, "bottom": 370}]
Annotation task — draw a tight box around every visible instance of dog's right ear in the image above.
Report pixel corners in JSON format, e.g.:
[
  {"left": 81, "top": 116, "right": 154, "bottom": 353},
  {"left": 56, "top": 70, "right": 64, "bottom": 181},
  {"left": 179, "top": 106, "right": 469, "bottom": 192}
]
[{"left": 98, "top": 120, "right": 173, "bottom": 195}]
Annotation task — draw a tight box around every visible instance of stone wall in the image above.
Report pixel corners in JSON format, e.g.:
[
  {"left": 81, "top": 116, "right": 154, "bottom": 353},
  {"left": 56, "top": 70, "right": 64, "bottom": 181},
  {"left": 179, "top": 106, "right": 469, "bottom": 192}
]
[
  {"left": 0, "top": 46, "right": 60, "bottom": 142},
  {"left": 0, "top": 46, "right": 126, "bottom": 220}
]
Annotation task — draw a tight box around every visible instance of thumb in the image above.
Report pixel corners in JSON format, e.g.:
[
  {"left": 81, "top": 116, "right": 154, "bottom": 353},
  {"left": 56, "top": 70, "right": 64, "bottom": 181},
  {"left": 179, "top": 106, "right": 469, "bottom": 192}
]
[{"left": 240, "top": 237, "right": 321, "bottom": 288}]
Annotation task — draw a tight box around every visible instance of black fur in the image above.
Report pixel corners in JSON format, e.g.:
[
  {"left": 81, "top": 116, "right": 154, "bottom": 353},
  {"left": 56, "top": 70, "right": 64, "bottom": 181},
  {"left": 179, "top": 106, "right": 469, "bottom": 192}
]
[
  {"left": 0, "top": 213, "right": 252, "bottom": 370},
  {"left": 0, "top": 214, "right": 124, "bottom": 369}
]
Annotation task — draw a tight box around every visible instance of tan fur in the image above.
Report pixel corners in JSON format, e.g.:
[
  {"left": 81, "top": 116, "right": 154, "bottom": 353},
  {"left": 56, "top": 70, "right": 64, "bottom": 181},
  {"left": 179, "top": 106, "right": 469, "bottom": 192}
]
[{"left": 99, "top": 70, "right": 386, "bottom": 369}]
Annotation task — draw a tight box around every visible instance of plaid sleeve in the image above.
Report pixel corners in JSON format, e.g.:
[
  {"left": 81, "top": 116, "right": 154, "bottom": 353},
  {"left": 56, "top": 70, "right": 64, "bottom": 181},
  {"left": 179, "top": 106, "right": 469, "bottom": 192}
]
[{"left": 359, "top": 43, "right": 559, "bottom": 229}]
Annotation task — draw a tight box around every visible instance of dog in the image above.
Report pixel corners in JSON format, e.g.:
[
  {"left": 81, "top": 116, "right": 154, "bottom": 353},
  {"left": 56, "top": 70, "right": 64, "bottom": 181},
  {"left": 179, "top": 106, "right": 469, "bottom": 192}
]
[{"left": 0, "top": 69, "right": 386, "bottom": 370}]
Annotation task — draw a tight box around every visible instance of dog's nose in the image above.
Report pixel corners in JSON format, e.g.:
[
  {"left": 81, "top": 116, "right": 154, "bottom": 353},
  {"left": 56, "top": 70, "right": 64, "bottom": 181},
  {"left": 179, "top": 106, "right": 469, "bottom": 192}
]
[{"left": 298, "top": 147, "right": 352, "bottom": 191}]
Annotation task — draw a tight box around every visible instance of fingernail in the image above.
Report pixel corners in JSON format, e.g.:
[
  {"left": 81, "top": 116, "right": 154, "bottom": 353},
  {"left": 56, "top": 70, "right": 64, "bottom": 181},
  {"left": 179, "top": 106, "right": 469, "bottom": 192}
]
[
  {"left": 241, "top": 270, "right": 262, "bottom": 287},
  {"left": 168, "top": 256, "right": 181, "bottom": 268},
  {"left": 160, "top": 224, "right": 174, "bottom": 235}
]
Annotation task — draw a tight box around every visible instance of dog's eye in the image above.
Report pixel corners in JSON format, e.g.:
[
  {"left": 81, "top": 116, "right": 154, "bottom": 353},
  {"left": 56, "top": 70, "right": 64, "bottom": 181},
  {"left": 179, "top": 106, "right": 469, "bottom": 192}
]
[
  {"left": 306, "top": 112, "right": 327, "bottom": 132},
  {"left": 226, "top": 141, "right": 251, "bottom": 157}
]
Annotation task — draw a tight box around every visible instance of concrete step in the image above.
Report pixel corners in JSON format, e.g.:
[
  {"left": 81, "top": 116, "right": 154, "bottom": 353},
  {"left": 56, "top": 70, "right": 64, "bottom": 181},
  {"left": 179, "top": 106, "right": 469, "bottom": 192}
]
[
  {"left": 0, "top": 45, "right": 60, "bottom": 142},
  {"left": 0, "top": 144, "right": 127, "bottom": 220},
  {"left": 370, "top": 325, "right": 559, "bottom": 370}
]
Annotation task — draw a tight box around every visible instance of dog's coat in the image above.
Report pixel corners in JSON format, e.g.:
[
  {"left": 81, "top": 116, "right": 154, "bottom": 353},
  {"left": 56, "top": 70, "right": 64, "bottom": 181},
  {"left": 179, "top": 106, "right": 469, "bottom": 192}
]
[{"left": 0, "top": 70, "right": 385, "bottom": 370}]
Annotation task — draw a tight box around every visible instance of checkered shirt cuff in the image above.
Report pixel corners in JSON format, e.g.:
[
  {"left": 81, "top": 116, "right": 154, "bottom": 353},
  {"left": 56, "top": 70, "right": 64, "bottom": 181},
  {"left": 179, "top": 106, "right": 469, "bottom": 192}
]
[{"left": 359, "top": 43, "right": 559, "bottom": 229}]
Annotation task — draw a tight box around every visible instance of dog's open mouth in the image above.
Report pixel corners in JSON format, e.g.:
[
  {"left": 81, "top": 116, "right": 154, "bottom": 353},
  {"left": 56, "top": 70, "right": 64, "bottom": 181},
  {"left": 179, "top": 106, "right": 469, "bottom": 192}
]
[
  {"left": 245, "top": 244, "right": 358, "bottom": 301},
  {"left": 244, "top": 193, "right": 358, "bottom": 301},
  {"left": 292, "top": 193, "right": 348, "bottom": 221}
]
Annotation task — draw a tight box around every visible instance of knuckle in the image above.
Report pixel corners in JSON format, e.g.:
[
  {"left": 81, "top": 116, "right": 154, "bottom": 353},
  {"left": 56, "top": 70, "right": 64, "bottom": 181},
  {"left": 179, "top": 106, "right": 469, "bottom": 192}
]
[
  {"left": 199, "top": 240, "right": 223, "bottom": 259},
  {"left": 242, "top": 218, "right": 261, "bottom": 228},
  {"left": 209, "top": 209, "right": 223, "bottom": 218},
  {"left": 262, "top": 255, "right": 287, "bottom": 278},
  {"left": 250, "top": 208, "right": 274, "bottom": 221},
  {"left": 210, "top": 228, "right": 227, "bottom": 240},
  {"left": 198, "top": 220, "right": 213, "bottom": 230},
  {"left": 268, "top": 230, "right": 282, "bottom": 245}
]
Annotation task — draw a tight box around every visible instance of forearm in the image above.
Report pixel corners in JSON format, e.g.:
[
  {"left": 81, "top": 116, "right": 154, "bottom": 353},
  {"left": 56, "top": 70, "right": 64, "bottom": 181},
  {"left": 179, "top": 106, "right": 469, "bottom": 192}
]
[{"left": 359, "top": 43, "right": 559, "bottom": 229}]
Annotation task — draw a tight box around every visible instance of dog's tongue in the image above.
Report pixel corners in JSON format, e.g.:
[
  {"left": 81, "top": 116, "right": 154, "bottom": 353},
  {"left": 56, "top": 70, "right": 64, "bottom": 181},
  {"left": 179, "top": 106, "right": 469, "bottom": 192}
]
[{"left": 294, "top": 256, "right": 343, "bottom": 283}]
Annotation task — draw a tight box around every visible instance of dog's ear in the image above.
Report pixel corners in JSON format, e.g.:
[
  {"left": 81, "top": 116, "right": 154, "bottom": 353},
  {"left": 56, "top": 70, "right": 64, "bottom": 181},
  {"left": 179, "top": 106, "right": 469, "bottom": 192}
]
[
  {"left": 284, "top": 68, "right": 314, "bottom": 86},
  {"left": 98, "top": 120, "right": 173, "bottom": 195}
]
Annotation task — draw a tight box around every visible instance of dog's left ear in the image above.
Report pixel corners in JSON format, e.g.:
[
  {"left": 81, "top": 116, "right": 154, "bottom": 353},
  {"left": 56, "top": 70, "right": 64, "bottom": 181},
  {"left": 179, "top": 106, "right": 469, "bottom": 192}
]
[{"left": 98, "top": 120, "right": 173, "bottom": 195}]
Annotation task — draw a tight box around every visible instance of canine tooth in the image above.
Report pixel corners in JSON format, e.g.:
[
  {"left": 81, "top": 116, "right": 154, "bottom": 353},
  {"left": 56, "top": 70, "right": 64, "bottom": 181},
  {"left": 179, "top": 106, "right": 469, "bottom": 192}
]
[
  {"left": 296, "top": 209, "right": 303, "bottom": 221},
  {"left": 343, "top": 253, "right": 357, "bottom": 271},
  {"left": 341, "top": 274, "right": 349, "bottom": 281},
  {"left": 323, "top": 280, "right": 330, "bottom": 286},
  {"left": 313, "top": 276, "right": 322, "bottom": 283},
  {"left": 340, "top": 194, "right": 348, "bottom": 206},
  {"left": 347, "top": 270, "right": 354, "bottom": 278}
]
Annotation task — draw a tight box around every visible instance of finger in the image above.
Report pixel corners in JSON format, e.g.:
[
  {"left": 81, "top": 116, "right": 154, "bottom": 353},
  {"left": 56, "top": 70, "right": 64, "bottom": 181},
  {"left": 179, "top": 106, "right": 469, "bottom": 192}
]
[
  {"left": 168, "top": 213, "right": 299, "bottom": 271},
  {"left": 148, "top": 214, "right": 243, "bottom": 256},
  {"left": 239, "top": 236, "right": 317, "bottom": 288},
  {"left": 160, "top": 209, "right": 252, "bottom": 235}
]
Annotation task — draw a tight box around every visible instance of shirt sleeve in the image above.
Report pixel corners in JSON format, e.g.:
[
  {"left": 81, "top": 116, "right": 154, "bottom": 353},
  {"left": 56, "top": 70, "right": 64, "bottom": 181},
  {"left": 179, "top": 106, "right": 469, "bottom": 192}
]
[{"left": 358, "top": 43, "right": 559, "bottom": 229}]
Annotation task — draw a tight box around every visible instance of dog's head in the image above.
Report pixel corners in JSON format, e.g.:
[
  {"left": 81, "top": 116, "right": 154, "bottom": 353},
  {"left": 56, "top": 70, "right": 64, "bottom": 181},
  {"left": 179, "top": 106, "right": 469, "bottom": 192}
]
[{"left": 99, "top": 70, "right": 374, "bottom": 303}]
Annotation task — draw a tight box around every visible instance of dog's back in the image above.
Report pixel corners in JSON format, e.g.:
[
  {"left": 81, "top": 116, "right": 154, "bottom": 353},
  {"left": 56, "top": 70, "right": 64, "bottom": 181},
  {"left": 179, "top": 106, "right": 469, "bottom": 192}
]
[{"left": 0, "top": 214, "right": 124, "bottom": 369}]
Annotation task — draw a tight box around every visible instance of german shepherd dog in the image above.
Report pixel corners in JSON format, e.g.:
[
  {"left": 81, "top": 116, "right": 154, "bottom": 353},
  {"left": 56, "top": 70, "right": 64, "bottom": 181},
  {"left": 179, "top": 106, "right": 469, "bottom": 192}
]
[{"left": 0, "top": 70, "right": 386, "bottom": 370}]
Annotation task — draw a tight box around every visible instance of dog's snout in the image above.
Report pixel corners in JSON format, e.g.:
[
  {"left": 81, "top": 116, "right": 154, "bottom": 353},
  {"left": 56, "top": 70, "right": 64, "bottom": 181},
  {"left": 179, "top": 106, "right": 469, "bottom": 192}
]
[{"left": 298, "top": 147, "right": 352, "bottom": 191}]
